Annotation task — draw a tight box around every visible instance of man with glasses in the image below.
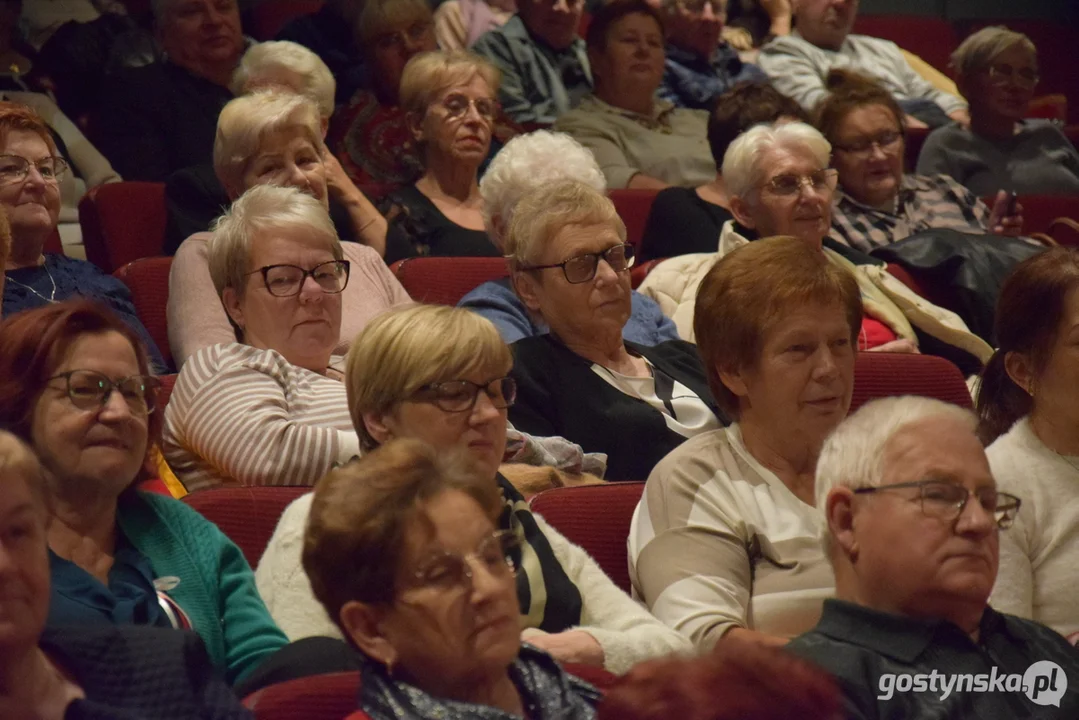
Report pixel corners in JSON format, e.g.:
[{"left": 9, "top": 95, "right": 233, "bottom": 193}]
[{"left": 788, "top": 396, "right": 1079, "bottom": 719}]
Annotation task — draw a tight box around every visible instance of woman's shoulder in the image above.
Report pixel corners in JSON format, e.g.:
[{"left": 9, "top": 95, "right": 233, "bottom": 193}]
[
  {"left": 986, "top": 417, "right": 1054, "bottom": 484},
  {"left": 129, "top": 490, "right": 223, "bottom": 537},
  {"left": 646, "top": 428, "right": 736, "bottom": 490},
  {"left": 47, "top": 253, "right": 106, "bottom": 278}
]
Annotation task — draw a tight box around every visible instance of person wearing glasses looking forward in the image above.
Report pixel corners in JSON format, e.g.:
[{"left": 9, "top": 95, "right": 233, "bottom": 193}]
[{"left": 788, "top": 396, "right": 1079, "bottom": 719}]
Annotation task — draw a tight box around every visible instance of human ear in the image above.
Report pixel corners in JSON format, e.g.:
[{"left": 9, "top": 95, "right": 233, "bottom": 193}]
[
  {"left": 729, "top": 195, "right": 757, "bottom": 230},
  {"left": 406, "top": 111, "right": 425, "bottom": 143},
  {"left": 1003, "top": 351, "right": 1036, "bottom": 397},
  {"left": 717, "top": 364, "right": 748, "bottom": 402},
  {"left": 362, "top": 411, "right": 397, "bottom": 445},
  {"left": 826, "top": 487, "right": 858, "bottom": 561},
  {"left": 339, "top": 601, "right": 398, "bottom": 669},
  {"left": 511, "top": 271, "right": 543, "bottom": 314},
  {"left": 222, "top": 286, "right": 245, "bottom": 331}
]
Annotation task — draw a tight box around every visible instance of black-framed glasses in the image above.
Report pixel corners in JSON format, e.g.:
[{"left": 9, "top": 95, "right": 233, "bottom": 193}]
[
  {"left": 761, "top": 168, "right": 839, "bottom": 196},
  {"left": 412, "top": 376, "right": 516, "bottom": 414},
  {"left": 407, "top": 530, "right": 521, "bottom": 591},
  {"left": 0, "top": 154, "right": 69, "bottom": 185},
  {"left": 987, "top": 64, "right": 1039, "bottom": 89},
  {"left": 832, "top": 131, "right": 903, "bottom": 157},
  {"left": 246, "top": 260, "right": 351, "bottom": 297},
  {"left": 439, "top": 93, "right": 498, "bottom": 122},
  {"left": 853, "top": 480, "right": 1021, "bottom": 529},
  {"left": 518, "top": 244, "right": 635, "bottom": 284},
  {"left": 48, "top": 370, "right": 161, "bottom": 415}
]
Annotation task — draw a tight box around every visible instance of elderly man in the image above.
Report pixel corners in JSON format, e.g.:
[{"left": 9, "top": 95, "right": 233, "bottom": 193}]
[
  {"left": 456, "top": 130, "right": 678, "bottom": 345},
  {"left": 472, "top": 0, "right": 592, "bottom": 124},
  {"left": 788, "top": 396, "right": 1079, "bottom": 719},
  {"left": 758, "top": 0, "right": 967, "bottom": 129},
  {"left": 94, "top": 0, "right": 245, "bottom": 181}
]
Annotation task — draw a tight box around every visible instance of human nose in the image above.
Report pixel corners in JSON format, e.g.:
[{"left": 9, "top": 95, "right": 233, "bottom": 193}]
[
  {"left": 296, "top": 272, "right": 326, "bottom": 300},
  {"left": 552, "top": 0, "right": 571, "bottom": 13},
  {"left": 812, "top": 345, "right": 840, "bottom": 381},
  {"left": 955, "top": 491, "right": 997, "bottom": 536},
  {"left": 466, "top": 555, "right": 506, "bottom": 603},
  {"left": 469, "top": 388, "right": 503, "bottom": 424},
  {"left": 98, "top": 386, "right": 135, "bottom": 421}
]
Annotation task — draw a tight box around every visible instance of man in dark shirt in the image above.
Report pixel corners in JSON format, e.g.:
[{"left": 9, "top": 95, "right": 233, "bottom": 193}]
[
  {"left": 788, "top": 396, "right": 1079, "bottom": 720},
  {"left": 275, "top": 0, "right": 367, "bottom": 104}
]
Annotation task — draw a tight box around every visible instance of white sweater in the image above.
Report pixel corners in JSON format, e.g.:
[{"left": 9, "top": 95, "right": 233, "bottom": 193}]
[
  {"left": 987, "top": 417, "right": 1079, "bottom": 636},
  {"left": 255, "top": 493, "right": 692, "bottom": 674}
]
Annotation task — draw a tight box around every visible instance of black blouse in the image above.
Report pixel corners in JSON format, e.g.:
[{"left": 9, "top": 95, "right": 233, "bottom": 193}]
[
  {"left": 381, "top": 184, "right": 499, "bottom": 264},
  {"left": 639, "top": 186, "right": 734, "bottom": 260}
]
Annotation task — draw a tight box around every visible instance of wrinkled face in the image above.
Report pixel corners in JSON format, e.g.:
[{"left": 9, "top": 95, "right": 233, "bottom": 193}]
[
  {"left": 375, "top": 490, "right": 521, "bottom": 687},
  {"left": 829, "top": 104, "right": 905, "bottom": 208},
  {"left": 737, "top": 147, "right": 833, "bottom": 248},
  {"left": 592, "top": 12, "right": 666, "bottom": 96},
  {"left": 1026, "top": 287, "right": 1079, "bottom": 430},
  {"left": 414, "top": 76, "right": 496, "bottom": 166},
  {"left": 30, "top": 331, "right": 150, "bottom": 495},
  {"left": 851, "top": 416, "right": 999, "bottom": 619},
  {"left": 0, "top": 130, "right": 61, "bottom": 243},
  {"left": 368, "top": 17, "right": 438, "bottom": 103},
  {"left": 667, "top": 0, "right": 726, "bottom": 59},
  {"left": 966, "top": 44, "right": 1039, "bottom": 124},
  {"left": 240, "top": 127, "right": 329, "bottom": 206},
  {"left": 158, "top": 0, "right": 244, "bottom": 74},
  {"left": 223, "top": 226, "right": 344, "bottom": 372},
  {"left": 0, "top": 470, "right": 49, "bottom": 653},
  {"left": 722, "top": 301, "right": 855, "bottom": 447},
  {"left": 792, "top": 0, "right": 858, "bottom": 50},
  {"left": 519, "top": 0, "right": 585, "bottom": 51}
]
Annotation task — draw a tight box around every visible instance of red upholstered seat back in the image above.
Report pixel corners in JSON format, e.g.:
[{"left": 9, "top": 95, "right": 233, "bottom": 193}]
[
  {"left": 182, "top": 486, "right": 312, "bottom": 567},
  {"left": 850, "top": 352, "right": 972, "bottom": 414},
  {"left": 113, "top": 256, "right": 174, "bottom": 370},
  {"left": 245, "top": 671, "right": 363, "bottom": 720},
  {"left": 852, "top": 15, "right": 957, "bottom": 73},
  {"left": 390, "top": 256, "right": 510, "bottom": 305},
  {"left": 156, "top": 373, "right": 177, "bottom": 413},
  {"left": 529, "top": 483, "right": 645, "bottom": 595},
  {"left": 79, "top": 182, "right": 167, "bottom": 272},
  {"left": 251, "top": 0, "right": 326, "bottom": 40},
  {"left": 608, "top": 189, "right": 658, "bottom": 253}
]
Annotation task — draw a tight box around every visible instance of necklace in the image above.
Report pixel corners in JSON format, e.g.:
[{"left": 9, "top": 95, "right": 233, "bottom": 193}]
[{"left": 4, "top": 262, "right": 58, "bottom": 303}]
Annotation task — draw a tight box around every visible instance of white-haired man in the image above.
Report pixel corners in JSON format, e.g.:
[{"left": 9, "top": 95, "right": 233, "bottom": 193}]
[
  {"left": 787, "top": 396, "right": 1079, "bottom": 719},
  {"left": 456, "top": 130, "right": 679, "bottom": 345}
]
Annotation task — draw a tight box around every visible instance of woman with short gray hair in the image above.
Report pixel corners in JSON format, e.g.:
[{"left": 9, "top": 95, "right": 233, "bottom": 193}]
[{"left": 232, "top": 41, "right": 337, "bottom": 121}]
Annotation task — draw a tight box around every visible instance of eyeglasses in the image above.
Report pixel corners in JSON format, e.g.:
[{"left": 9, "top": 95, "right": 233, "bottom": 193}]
[
  {"left": 412, "top": 376, "right": 517, "bottom": 414},
  {"left": 832, "top": 131, "right": 903, "bottom": 158},
  {"left": 518, "top": 244, "right": 635, "bottom": 284},
  {"left": 49, "top": 370, "right": 161, "bottom": 415},
  {"left": 246, "top": 260, "right": 351, "bottom": 297},
  {"left": 0, "top": 155, "right": 69, "bottom": 185},
  {"left": 987, "top": 64, "right": 1039, "bottom": 89},
  {"left": 853, "top": 480, "right": 1021, "bottom": 529},
  {"left": 407, "top": 530, "right": 520, "bottom": 591},
  {"left": 373, "top": 20, "right": 433, "bottom": 51},
  {"left": 761, "top": 168, "right": 839, "bottom": 197},
  {"left": 439, "top": 93, "right": 498, "bottom": 122}
]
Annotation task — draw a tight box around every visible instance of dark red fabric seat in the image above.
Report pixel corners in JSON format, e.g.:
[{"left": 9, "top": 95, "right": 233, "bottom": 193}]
[
  {"left": 182, "top": 486, "right": 312, "bottom": 568},
  {"left": 390, "top": 256, "right": 510, "bottom": 305},
  {"left": 79, "top": 182, "right": 167, "bottom": 272},
  {"left": 113, "top": 256, "right": 174, "bottom": 370},
  {"left": 608, "top": 189, "right": 659, "bottom": 253},
  {"left": 851, "top": 352, "right": 972, "bottom": 414}
]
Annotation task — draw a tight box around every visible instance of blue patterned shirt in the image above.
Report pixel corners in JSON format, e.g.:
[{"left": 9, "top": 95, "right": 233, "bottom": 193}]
[{"left": 658, "top": 43, "right": 768, "bottom": 111}]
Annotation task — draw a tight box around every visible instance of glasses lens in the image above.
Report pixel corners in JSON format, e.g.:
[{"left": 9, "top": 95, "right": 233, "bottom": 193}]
[
  {"left": 443, "top": 93, "right": 469, "bottom": 119},
  {"left": 563, "top": 254, "right": 599, "bottom": 283},
  {"left": 769, "top": 174, "right": 802, "bottom": 195},
  {"left": 434, "top": 380, "right": 478, "bottom": 412},
  {"left": 264, "top": 266, "right": 303, "bottom": 296},
  {"left": 603, "top": 245, "right": 632, "bottom": 272},
  {"left": 66, "top": 370, "right": 108, "bottom": 409},
  {"left": 312, "top": 261, "right": 349, "bottom": 294},
  {"left": 496, "top": 377, "right": 517, "bottom": 408},
  {"left": 920, "top": 482, "right": 967, "bottom": 517},
  {"left": 118, "top": 376, "right": 156, "bottom": 414},
  {"left": 416, "top": 554, "right": 466, "bottom": 589}
]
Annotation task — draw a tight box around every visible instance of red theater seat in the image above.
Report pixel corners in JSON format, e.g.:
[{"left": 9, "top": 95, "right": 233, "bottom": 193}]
[
  {"left": 390, "top": 256, "right": 509, "bottom": 305},
  {"left": 251, "top": 0, "right": 325, "bottom": 41},
  {"left": 853, "top": 15, "right": 957, "bottom": 73},
  {"left": 608, "top": 189, "right": 659, "bottom": 253},
  {"left": 114, "top": 256, "right": 174, "bottom": 370},
  {"left": 245, "top": 672, "right": 361, "bottom": 720},
  {"left": 182, "top": 486, "right": 312, "bottom": 567},
  {"left": 79, "top": 182, "right": 167, "bottom": 272},
  {"left": 850, "top": 352, "right": 972, "bottom": 414}
]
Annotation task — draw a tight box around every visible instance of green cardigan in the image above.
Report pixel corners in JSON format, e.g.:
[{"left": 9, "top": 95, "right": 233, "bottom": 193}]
[{"left": 116, "top": 491, "right": 288, "bottom": 685}]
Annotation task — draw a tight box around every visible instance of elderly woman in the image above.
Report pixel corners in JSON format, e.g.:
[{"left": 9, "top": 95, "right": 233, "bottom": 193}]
[
  {"left": 638, "top": 122, "right": 994, "bottom": 374},
  {"left": 459, "top": 129, "right": 679, "bottom": 345},
  {"left": 256, "top": 303, "right": 691, "bottom": 674},
  {"left": 330, "top": 0, "right": 519, "bottom": 185},
  {"left": 818, "top": 70, "right": 1025, "bottom": 253},
  {"left": 0, "top": 300, "right": 288, "bottom": 685},
  {"left": 0, "top": 102, "right": 163, "bottom": 367},
  {"left": 231, "top": 40, "right": 337, "bottom": 125},
  {"left": 554, "top": 0, "right": 715, "bottom": 190},
  {"left": 306, "top": 439, "right": 601, "bottom": 719},
  {"left": 631, "top": 236, "right": 854, "bottom": 648},
  {"left": 164, "top": 185, "right": 362, "bottom": 491},
  {"left": 506, "top": 180, "right": 721, "bottom": 481},
  {"left": 917, "top": 27, "right": 1079, "bottom": 196},
  {"left": 379, "top": 51, "right": 502, "bottom": 263},
  {"left": 977, "top": 248, "right": 1079, "bottom": 636},
  {"left": 167, "top": 91, "right": 409, "bottom": 367}
]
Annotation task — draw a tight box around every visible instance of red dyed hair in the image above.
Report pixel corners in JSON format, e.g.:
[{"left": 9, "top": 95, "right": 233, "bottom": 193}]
[{"left": 0, "top": 101, "right": 59, "bottom": 155}]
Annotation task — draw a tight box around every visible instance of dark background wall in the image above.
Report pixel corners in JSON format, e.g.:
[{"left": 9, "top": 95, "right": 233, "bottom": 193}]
[{"left": 861, "top": 0, "right": 1078, "bottom": 21}]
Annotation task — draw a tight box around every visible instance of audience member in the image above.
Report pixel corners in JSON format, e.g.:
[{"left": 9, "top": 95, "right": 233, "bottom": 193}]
[
  {"left": 555, "top": 0, "right": 715, "bottom": 189},
  {"left": 632, "top": 237, "right": 852, "bottom": 649},
  {"left": 379, "top": 51, "right": 502, "bottom": 263},
  {"left": 657, "top": 0, "right": 766, "bottom": 111},
  {"left": 788, "top": 396, "right": 1079, "bottom": 718},
  {"left": 0, "top": 300, "right": 288, "bottom": 685},
  {"left": 304, "top": 439, "right": 602, "bottom": 720},
  {"left": 459, "top": 129, "right": 680, "bottom": 345},
  {"left": 918, "top": 26, "right": 1079, "bottom": 197},
  {"left": 818, "top": 70, "right": 1025, "bottom": 252},
  {"left": 758, "top": 0, "right": 968, "bottom": 128},
  {"left": 977, "top": 248, "right": 1079, "bottom": 637},
  {"left": 637, "top": 123, "right": 992, "bottom": 373},
  {"left": 93, "top": 0, "right": 244, "bottom": 181},
  {"left": 639, "top": 81, "right": 803, "bottom": 259},
  {"left": 256, "top": 304, "right": 693, "bottom": 674},
  {"left": 0, "top": 103, "right": 164, "bottom": 368},
  {"left": 725, "top": 0, "right": 791, "bottom": 50},
  {"left": 275, "top": 0, "right": 367, "bottom": 104},
  {"left": 163, "top": 186, "right": 360, "bottom": 491},
  {"left": 472, "top": 0, "right": 592, "bottom": 124},
  {"left": 230, "top": 41, "right": 336, "bottom": 124},
  {"left": 435, "top": 0, "right": 517, "bottom": 51},
  {"left": 166, "top": 93, "right": 407, "bottom": 367},
  {"left": 506, "top": 180, "right": 722, "bottom": 481},
  {"left": 0, "top": 430, "right": 254, "bottom": 718}
]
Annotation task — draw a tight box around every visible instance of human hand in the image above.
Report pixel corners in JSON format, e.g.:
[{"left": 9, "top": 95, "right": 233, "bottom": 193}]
[
  {"left": 323, "top": 150, "right": 367, "bottom": 206},
  {"left": 903, "top": 114, "right": 929, "bottom": 130},
  {"left": 524, "top": 629, "right": 605, "bottom": 666},
  {"left": 948, "top": 108, "right": 971, "bottom": 128},
  {"left": 988, "top": 190, "right": 1024, "bottom": 237},
  {"left": 868, "top": 338, "right": 919, "bottom": 354}
]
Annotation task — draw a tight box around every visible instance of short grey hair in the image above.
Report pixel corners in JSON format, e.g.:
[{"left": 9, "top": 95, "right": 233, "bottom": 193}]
[
  {"left": 232, "top": 41, "right": 336, "bottom": 119},
  {"left": 208, "top": 185, "right": 343, "bottom": 300},
  {"left": 479, "top": 130, "right": 607, "bottom": 250},
  {"left": 505, "top": 179, "right": 625, "bottom": 268},
  {"left": 722, "top": 122, "right": 832, "bottom": 199},
  {"left": 951, "top": 26, "right": 1037, "bottom": 81}
]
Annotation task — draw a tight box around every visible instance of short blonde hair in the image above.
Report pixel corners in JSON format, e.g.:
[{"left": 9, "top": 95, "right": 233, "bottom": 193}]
[
  {"left": 231, "top": 41, "right": 336, "bottom": 119},
  {"left": 213, "top": 90, "right": 323, "bottom": 198},
  {"left": 399, "top": 50, "right": 501, "bottom": 117},
  {"left": 952, "top": 26, "right": 1037, "bottom": 81},
  {"left": 356, "top": 0, "right": 433, "bottom": 47},
  {"left": 208, "top": 184, "right": 342, "bottom": 299},
  {"left": 0, "top": 430, "right": 49, "bottom": 512},
  {"left": 345, "top": 305, "right": 511, "bottom": 452},
  {"left": 722, "top": 122, "right": 832, "bottom": 199},
  {"left": 505, "top": 179, "right": 626, "bottom": 267}
]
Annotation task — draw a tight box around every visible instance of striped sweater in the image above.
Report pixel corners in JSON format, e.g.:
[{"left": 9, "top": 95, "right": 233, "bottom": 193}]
[{"left": 162, "top": 343, "right": 358, "bottom": 492}]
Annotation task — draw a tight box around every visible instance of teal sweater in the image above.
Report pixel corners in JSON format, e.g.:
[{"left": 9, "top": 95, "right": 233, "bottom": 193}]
[{"left": 116, "top": 491, "right": 288, "bottom": 685}]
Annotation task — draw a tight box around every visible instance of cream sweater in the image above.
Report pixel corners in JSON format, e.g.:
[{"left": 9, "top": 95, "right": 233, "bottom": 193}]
[
  {"left": 255, "top": 493, "right": 692, "bottom": 674},
  {"left": 987, "top": 417, "right": 1079, "bottom": 636}
]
